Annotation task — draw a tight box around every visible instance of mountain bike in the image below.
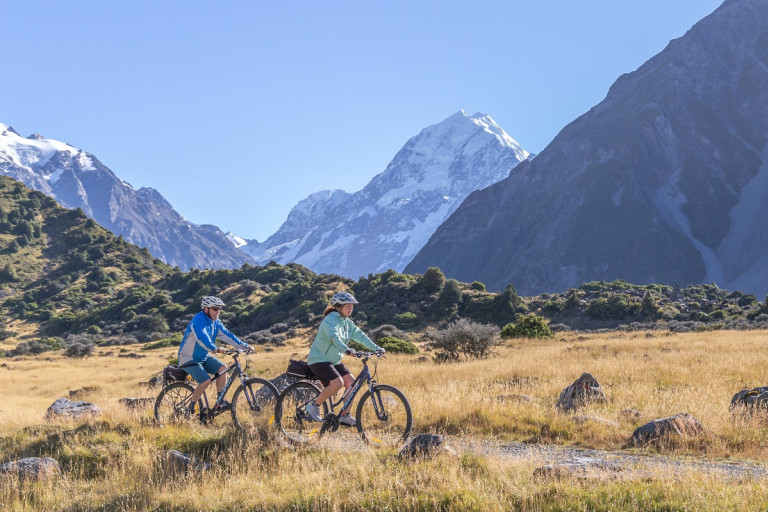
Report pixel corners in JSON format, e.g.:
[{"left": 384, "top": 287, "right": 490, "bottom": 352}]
[
  {"left": 154, "top": 348, "right": 278, "bottom": 431},
  {"left": 274, "top": 351, "right": 412, "bottom": 447}
]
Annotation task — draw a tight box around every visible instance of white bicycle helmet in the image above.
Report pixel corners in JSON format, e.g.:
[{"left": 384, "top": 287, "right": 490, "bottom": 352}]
[
  {"left": 201, "top": 296, "right": 226, "bottom": 309},
  {"left": 332, "top": 291, "right": 359, "bottom": 306}
]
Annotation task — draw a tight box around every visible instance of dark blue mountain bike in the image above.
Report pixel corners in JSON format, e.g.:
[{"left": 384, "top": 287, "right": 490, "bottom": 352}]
[
  {"left": 154, "top": 349, "right": 278, "bottom": 431},
  {"left": 274, "top": 351, "right": 412, "bottom": 447}
]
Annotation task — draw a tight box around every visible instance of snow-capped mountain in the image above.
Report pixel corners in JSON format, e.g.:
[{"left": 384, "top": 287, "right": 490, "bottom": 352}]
[
  {"left": 0, "top": 124, "right": 254, "bottom": 270},
  {"left": 240, "top": 111, "right": 529, "bottom": 278},
  {"left": 407, "top": 0, "right": 768, "bottom": 296}
]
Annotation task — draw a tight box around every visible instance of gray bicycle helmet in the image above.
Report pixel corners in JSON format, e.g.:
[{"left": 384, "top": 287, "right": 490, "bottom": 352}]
[
  {"left": 201, "top": 296, "right": 226, "bottom": 309},
  {"left": 332, "top": 291, "right": 359, "bottom": 306}
]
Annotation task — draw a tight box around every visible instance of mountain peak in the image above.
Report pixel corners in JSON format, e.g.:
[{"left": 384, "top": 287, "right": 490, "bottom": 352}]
[{"left": 240, "top": 112, "right": 530, "bottom": 278}]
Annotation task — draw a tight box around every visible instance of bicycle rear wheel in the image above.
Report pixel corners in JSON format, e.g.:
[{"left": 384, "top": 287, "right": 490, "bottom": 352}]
[
  {"left": 231, "top": 377, "right": 279, "bottom": 431},
  {"left": 154, "top": 382, "right": 200, "bottom": 428},
  {"left": 275, "top": 381, "right": 328, "bottom": 445},
  {"left": 356, "top": 384, "right": 412, "bottom": 447}
]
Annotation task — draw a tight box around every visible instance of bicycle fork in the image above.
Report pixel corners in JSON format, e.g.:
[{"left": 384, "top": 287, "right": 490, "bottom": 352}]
[{"left": 369, "top": 384, "right": 390, "bottom": 421}]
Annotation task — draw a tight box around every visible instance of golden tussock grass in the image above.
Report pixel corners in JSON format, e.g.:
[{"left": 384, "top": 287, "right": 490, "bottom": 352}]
[{"left": 2, "top": 329, "right": 768, "bottom": 510}]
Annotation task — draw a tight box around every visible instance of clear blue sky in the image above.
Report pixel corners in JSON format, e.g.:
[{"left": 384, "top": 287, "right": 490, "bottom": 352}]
[{"left": 1, "top": 1, "right": 723, "bottom": 242}]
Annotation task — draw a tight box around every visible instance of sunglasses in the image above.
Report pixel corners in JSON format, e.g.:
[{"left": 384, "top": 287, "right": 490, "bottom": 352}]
[{"left": 209, "top": 307, "right": 221, "bottom": 311}]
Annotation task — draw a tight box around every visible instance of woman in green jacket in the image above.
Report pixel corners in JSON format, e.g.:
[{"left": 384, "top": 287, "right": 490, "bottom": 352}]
[{"left": 305, "top": 291, "right": 383, "bottom": 427}]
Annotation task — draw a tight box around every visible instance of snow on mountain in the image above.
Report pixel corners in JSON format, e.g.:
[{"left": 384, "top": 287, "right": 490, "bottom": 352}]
[
  {"left": 239, "top": 111, "right": 529, "bottom": 278},
  {"left": 0, "top": 123, "right": 254, "bottom": 270}
]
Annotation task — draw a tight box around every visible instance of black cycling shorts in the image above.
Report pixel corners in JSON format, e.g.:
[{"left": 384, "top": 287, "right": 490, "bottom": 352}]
[{"left": 308, "top": 362, "right": 351, "bottom": 387}]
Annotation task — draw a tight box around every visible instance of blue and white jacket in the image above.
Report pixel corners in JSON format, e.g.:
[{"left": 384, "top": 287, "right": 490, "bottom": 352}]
[{"left": 177, "top": 311, "right": 248, "bottom": 366}]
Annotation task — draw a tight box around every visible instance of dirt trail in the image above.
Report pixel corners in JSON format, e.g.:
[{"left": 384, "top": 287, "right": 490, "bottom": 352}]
[{"left": 451, "top": 437, "right": 768, "bottom": 479}]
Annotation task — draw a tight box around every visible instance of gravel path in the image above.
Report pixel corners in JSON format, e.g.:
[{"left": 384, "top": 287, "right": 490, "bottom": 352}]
[{"left": 451, "top": 437, "right": 768, "bottom": 479}]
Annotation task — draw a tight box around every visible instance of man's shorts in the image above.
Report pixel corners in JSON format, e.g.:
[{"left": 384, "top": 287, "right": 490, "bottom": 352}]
[
  {"left": 308, "top": 362, "right": 351, "bottom": 387},
  {"left": 182, "top": 356, "right": 225, "bottom": 384}
]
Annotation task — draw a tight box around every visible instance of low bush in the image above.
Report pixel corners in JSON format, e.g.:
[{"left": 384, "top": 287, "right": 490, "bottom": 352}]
[
  {"left": 64, "top": 342, "right": 94, "bottom": 358},
  {"left": 377, "top": 336, "right": 419, "bottom": 354},
  {"left": 501, "top": 314, "right": 553, "bottom": 339},
  {"left": 426, "top": 318, "right": 500, "bottom": 361}
]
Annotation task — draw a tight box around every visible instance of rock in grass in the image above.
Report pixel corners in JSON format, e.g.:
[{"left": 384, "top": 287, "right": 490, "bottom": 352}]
[
  {"left": 556, "top": 372, "right": 607, "bottom": 412},
  {"left": 0, "top": 457, "right": 60, "bottom": 480},
  {"left": 631, "top": 412, "right": 703, "bottom": 446},
  {"left": 730, "top": 386, "right": 768, "bottom": 410},
  {"left": 45, "top": 398, "right": 101, "bottom": 420},
  {"left": 399, "top": 434, "right": 457, "bottom": 458}
]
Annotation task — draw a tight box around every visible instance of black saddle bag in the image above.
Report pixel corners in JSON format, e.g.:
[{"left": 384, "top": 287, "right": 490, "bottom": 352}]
[{"left": 286, "top": 359, "right": 314, "bottom": 379}]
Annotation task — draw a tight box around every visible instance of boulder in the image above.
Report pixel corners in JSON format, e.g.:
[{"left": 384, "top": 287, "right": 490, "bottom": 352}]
[
  {"left": 730, "top": 386, "right": 768, "bottom": 410},
  {"left": 269, "top": 373, "right": 303, "bottom": 394},
  {"left": 0, "top": 457, "right": 60, "bottom": 480},
  {"left": 45, "top": 398, "right": 102, "bottom": 420},
  {"left": 161, "top": 450, "right": 211, "bottom": 473},
  {"left": 398, "top": 434, "right": 457, "bottom": 458},
  {"left": 139, "top": 375, "right": 164, "bottom": 388},
  {"left": 556, "top": 372, "right": 607, "bottom": 412},
  {"left": 631, "top": 412, "right": 703, "bottom": 447}
]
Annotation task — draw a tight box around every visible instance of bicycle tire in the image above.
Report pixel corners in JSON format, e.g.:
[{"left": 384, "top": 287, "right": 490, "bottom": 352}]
[
  {"left": 355, "top": 384, "right": 412, "bottom": 447},
  {"left": 154, "top": 381, "right": 200, "bottom": 428},
  {"left": 231, "top": 377, "right": 279, "bottom": 431},
  {"left": 275, "top": 381, "right": 328, "bottom": 446}
]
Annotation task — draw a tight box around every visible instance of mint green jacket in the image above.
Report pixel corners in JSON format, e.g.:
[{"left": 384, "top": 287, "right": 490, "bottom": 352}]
[{"left": 307, "top": 311, "right": 380, "bottom": 365}]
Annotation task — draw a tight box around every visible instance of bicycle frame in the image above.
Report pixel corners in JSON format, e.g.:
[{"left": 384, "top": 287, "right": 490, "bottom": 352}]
[
  {"left": 327, "top": 361, "right": 372, "bottom": 415},
  {"left": 324, "top": 354, "right": 391, "bottom": 423},
  {"left": 197, "top": 352, "right": 251, "bottom": 417}
]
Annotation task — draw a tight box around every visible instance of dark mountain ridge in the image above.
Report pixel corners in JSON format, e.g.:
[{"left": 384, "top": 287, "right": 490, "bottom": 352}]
[{"left": 407, "top": 0, "right": 768, "bottom": 296}]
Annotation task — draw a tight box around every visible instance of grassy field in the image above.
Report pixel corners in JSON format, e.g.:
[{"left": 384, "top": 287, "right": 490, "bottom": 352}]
[{"left": 3, "top": 330, "right": 768, "bottom": 510}]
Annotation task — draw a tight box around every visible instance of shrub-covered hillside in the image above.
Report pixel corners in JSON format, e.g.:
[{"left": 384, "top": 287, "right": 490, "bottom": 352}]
[{"left": 2, "top": 175, "right": 768, "bottom": 357}]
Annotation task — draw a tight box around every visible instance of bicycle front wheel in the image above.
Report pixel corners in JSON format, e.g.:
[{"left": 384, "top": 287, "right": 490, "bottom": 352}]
[
  {"left": 231, "top": 377, "right": 279, "bottom": 431},
  {"left": 154, "top": 382, "right": 199, "bottom": 428},
  {"left": 356, "top": 384, "right": 412, "bottom": 447},
  {"left": 275, "top": 381, "right": 327, "bottom": 446}
]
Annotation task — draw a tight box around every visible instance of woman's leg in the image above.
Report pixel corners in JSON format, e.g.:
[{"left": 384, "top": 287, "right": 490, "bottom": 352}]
[
  {"left": 314, "top": 376, "right": 343, "bottom": 406},
  {"left": 340, "top": 373, "right": 355, "bottom": 415}
]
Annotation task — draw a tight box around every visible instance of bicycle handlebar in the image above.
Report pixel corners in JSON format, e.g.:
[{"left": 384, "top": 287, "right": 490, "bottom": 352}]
[
  {"left": 347, "top": 349, "right": 386, "bottom": 359},
  {"left": 221, "top": 347, "right": 255, "bottom": 356}
]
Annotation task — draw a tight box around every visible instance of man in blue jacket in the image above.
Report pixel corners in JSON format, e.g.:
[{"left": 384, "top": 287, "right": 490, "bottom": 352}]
[{"left": 178, "top": 296, "right": 251, "bottom": 413}]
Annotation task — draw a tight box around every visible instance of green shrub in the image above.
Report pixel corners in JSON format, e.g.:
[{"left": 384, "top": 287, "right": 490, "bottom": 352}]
[
  {"left": 377, "top": 336, "right": 419, "bottom": 355},
  {"left": 501, "top": 314, "right": 553, "bottom": 339},
  {"left": 393, "top": 312, "right": 418, "bottom": 329},
  {"left": 470, "top": 281, "right": 486, "bottom": 292},
  {"left": 420, "top": 267, "right": 446, "bottom": 294},
  {"left": 585, "top": 294, "right": 640, "bottom": 320}
]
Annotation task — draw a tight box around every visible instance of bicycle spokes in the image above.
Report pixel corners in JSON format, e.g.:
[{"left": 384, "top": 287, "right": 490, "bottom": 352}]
[{"left": 356, "top": 385, "right": 412, "bottom": 448}]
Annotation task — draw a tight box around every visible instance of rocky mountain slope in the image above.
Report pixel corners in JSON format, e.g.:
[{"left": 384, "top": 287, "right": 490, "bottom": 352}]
[
  {"left": 241, "top": 111, "right": 529, "bottom": 278},
  {"left": 0, "top": 124, "right": 254, "bottom": 270},
  {"left": 407, "top": 0, "right": 768, "bottom": 296}
]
